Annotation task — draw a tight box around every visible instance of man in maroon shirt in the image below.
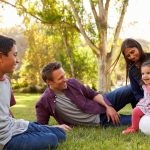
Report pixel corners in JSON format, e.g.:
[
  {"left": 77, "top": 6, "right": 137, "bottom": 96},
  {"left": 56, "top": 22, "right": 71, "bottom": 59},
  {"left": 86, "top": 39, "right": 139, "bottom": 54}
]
[{"left": 36, "top": 62, "right": 131, "bottom": 127}]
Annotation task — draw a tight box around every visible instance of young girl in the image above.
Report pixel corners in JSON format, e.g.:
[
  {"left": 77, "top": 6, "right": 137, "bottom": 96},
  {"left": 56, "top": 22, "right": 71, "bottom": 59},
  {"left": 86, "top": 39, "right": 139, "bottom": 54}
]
[{"left": 122, "top": 60, "right": 150, "bottom": 134}]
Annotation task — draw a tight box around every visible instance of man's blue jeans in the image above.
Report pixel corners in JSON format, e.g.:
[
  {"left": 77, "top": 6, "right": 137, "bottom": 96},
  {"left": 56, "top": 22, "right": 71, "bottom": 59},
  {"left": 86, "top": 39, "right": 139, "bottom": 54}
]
[
  {"left": 4, "top": 122, "right": 66, "bottom": 150},
  {"left": 101, "top": 85, "right": 138, "bottom": 127}
]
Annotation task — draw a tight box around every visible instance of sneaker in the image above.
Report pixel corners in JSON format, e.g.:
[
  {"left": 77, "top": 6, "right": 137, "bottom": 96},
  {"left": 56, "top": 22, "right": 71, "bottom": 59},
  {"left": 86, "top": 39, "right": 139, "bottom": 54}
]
[{"left": 122, "top": 127, "right": 137, "bottom": 134}]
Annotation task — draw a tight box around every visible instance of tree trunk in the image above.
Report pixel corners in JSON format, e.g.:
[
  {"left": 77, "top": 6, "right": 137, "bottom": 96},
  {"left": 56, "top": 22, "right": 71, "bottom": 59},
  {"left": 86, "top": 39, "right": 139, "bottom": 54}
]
[
  {"left": 97, "top": 23, "right": 107, "bottom": 93},
  {"left": 97, "top": 55, "right": 107, "bottom": 94}
]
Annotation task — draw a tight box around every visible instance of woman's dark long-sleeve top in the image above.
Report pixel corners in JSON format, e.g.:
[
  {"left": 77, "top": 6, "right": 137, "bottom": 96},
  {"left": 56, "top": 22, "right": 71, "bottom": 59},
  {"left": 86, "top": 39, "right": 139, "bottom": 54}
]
[{"left": 129, "top": 53, "right": 150, "bottom": 101}]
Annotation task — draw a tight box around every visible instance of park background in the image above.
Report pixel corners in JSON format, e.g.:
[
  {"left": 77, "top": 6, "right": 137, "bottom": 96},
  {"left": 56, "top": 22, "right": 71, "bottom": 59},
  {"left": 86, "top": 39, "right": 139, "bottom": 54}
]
[{"left": 0, "top": 0, "right": 150, "bottom": 149}]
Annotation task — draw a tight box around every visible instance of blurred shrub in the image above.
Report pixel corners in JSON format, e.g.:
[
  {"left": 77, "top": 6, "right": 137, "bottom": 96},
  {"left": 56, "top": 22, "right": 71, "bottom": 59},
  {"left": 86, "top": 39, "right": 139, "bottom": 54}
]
[{"left": 13, "top": 85, "right": 46, "bottom": 93}]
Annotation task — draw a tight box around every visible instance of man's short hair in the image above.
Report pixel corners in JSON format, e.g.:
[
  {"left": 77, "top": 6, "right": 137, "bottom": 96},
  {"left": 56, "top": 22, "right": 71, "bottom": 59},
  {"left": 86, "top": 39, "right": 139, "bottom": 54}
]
[
  {"left": 42, "top": 62, "right": 62, "bottom": 82},
  {"left": 0, "top": 35, "right": 16, "bottom": 56}
]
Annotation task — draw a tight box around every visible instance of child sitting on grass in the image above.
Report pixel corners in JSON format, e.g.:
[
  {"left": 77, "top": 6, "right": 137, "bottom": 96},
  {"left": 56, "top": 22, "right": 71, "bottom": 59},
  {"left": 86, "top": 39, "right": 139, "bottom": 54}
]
[
  {"left": 0, "top": 35, "right": 71, "bottom": 150},
  {"left": 122, "top": 60, "right": 150, "bottom": 134}
]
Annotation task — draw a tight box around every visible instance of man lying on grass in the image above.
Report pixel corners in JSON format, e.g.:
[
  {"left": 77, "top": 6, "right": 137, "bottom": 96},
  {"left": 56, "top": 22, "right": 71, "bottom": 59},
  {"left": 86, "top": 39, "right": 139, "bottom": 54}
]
[{"left": 36, "top": 62, "right": 132, "bottom": 127}]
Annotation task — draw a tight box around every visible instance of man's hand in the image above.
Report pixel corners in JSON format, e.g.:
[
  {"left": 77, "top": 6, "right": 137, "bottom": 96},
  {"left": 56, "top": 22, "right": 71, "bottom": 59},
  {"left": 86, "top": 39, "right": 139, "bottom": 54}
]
[
  {"left": 54, "top": 124, "right": 72, "bottom": 131},
  {"left": 106, "top": 106, "right": 120, "bottom": 125},
  {"left": 93, "top": 94, "right": 120, "bottom": 125}
]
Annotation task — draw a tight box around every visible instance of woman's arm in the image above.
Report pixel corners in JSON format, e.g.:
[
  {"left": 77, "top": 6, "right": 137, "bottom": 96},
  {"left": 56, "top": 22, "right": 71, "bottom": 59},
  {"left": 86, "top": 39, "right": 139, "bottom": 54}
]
[{"left": 129, "top": 67, "right": 144, "bottom": 101}]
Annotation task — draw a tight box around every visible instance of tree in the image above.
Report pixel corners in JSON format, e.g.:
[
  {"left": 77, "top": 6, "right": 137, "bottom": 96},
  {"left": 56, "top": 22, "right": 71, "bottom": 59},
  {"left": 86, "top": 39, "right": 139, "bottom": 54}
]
[
  {"left": 0, "top": 0, "right": 77, "bottom": 77},
  {"left": 18, "top": 23, "right": 57, "bottom": 86},
  {"left": 67, "top": 0, "right": 129, "bottom": 92},
  {"left": 0, "top": 0, "right": 129, "bottom": 92}
]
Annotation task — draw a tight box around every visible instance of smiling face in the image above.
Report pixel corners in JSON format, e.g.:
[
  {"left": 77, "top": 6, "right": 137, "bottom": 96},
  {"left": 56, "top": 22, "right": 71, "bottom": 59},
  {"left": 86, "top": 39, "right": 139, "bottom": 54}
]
[
  {"left": 123, "top": 47, "right": 141, "bottom": 63},
  {"left": 47, "top": 67, "right": 67, "bottom": 92},
  {"left": 141, "top": 66, "right": 150, "bottom": 85},
  {"left": 0, "top": 44, "right": 19, "bottom": 76}
]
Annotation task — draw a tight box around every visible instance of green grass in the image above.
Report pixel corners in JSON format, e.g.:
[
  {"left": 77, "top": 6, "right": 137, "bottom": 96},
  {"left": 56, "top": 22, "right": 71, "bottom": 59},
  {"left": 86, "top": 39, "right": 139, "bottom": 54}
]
[{"left": 11, "top": 93, "right": 150, "bottom": 150}]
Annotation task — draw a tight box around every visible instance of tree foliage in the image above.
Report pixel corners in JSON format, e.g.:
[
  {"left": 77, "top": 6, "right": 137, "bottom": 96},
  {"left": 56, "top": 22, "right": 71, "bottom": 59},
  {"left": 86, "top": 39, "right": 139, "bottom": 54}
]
[
  {"left": 0, "top": 0, "right": 130, "bottom": 92},
  {"left": 16, "top": 22, "right": 97, "bottom": 89}
]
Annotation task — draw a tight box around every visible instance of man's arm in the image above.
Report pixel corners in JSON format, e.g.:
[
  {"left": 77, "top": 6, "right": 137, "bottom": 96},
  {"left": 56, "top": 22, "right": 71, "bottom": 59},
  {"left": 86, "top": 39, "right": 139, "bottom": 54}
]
[
  {"left": 36, "top": 100, "right": 50, "bottom": 125},
  {"left": 93, "top": 94, "right": 120, "bottom": 125},
  {"left": 71, "top": 78, "right": 120, "bottom": 124},
  {"left": 72, "top": 78, "right": 99, "bottom": 99}
]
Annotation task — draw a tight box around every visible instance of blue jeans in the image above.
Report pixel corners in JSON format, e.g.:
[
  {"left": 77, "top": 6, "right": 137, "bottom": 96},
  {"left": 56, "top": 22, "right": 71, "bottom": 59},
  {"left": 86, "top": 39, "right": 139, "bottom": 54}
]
[
  {"left": 4, "top": 122, "right": 66, "bottom": 150},
  {"left": 100, "top": 85, "right": 138, "bottom": 127}
]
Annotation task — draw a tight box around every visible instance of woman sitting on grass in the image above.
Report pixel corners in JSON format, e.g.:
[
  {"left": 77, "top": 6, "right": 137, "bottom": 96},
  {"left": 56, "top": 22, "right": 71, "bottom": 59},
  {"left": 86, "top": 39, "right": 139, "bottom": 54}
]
[{"left": 104, "top": 38, "right": 150, "bottom": 126}]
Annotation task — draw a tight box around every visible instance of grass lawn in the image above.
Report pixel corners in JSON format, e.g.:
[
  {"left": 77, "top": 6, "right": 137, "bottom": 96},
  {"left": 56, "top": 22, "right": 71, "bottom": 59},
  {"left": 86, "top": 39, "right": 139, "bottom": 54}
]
[{"left": 11, "top": 93, "right": 150, "bottom": 150}]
